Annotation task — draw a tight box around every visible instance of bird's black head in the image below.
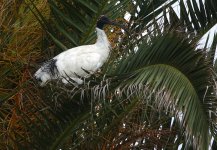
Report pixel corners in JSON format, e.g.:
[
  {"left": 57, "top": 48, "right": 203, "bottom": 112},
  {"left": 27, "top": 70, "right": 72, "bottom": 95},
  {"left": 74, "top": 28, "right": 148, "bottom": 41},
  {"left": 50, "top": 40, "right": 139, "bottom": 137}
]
[
  {"left": 96, "top": 15, "right": 111, "bottom": 29},
  {"left": 96, "top": 15, "right": 129, "bottom": 34}
]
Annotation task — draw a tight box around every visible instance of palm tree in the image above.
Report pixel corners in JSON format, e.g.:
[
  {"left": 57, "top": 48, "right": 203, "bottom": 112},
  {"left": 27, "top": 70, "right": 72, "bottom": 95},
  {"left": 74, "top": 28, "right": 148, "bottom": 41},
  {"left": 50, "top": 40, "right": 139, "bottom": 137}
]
[{"left": 1, "top": 0, "right": 217, "bottom": 149}]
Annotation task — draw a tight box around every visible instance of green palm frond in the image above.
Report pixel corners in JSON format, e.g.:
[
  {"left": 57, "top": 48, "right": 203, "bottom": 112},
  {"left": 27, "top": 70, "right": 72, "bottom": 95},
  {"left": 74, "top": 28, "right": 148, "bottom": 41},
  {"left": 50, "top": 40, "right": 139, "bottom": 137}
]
[
  {"left": 27, "top": 0, "right": 131, "bottom": 51},
  {"left": 165, "top": 0, "right": 217, "bottom": 35},
  {"left": 2, "top": 0, "right": 217, "bottom": 149},
  {"left": 128, "top": 0, "right": 217, "bottom": 48},
  {"left": 14, "top": 32, "right": 217, "bottom": 149},
  {"left": 111, "top": 33, "right": 216, "bottom": 149}
]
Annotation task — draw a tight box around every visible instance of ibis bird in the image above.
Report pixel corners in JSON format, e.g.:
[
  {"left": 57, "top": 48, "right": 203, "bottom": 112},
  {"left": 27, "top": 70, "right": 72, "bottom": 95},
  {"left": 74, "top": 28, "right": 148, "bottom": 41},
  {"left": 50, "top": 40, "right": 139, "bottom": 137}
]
[{"left": 34, "top": 15, "right": 127, "bottom": 86}]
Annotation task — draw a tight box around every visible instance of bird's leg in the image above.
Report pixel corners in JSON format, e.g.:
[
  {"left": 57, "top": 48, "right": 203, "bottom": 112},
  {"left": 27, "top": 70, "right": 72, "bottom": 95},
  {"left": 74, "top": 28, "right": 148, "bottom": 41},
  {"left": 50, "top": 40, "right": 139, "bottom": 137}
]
[
  {"left": 61, "top": 71, "right": 84, "bottom": 87},
  {"left": 61, "top": 77, "right": 81, "bottom": 87},
  {"left": 81, "top": 68, "right": 92, "bottom": 75}
]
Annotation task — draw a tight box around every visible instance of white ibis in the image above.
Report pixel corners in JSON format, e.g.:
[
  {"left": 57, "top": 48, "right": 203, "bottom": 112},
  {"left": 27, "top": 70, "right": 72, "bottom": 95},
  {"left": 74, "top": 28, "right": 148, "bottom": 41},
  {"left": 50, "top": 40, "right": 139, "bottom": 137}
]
[{"left": 34, "top": 15, "right": 127, "bottom": 86}]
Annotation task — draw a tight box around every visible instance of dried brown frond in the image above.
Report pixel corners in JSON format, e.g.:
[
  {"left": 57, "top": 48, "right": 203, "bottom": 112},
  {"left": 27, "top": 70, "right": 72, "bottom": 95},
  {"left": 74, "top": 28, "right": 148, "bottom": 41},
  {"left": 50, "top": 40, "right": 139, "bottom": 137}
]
[{"left": 0, "top": 0, "right": 50, "bottom": 149}]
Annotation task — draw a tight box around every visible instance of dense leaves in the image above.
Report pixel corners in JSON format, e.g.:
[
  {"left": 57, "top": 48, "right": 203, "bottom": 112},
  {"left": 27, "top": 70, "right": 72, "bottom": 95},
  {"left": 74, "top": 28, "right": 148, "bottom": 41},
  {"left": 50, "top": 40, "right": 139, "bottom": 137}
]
[
  {"left": 114, "top": 33, "right": 216, "bottom": 149},
  {"left": 1, "top": 0, "right": 217, "bottom": 150}
]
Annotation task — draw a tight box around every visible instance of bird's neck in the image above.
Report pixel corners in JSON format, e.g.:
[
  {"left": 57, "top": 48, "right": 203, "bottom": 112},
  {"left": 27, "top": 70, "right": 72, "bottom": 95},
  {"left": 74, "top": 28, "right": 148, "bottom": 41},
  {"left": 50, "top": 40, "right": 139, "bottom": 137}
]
[{"left": 95, "top": 28, "right": 110, "bottom": 48}]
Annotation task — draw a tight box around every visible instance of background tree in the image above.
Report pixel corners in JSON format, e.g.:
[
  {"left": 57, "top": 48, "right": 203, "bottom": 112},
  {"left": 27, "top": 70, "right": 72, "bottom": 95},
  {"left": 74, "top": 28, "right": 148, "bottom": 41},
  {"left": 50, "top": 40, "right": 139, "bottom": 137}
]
[{"left": 1, "top": 0, "right": 217, "bottom": 149}]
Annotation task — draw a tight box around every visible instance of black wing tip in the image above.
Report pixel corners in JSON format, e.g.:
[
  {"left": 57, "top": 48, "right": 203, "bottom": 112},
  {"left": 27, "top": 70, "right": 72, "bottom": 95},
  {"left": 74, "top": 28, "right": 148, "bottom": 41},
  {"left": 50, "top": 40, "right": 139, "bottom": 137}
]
[{"left": 35, "top": 77, "right": 42, "bottom": 83}]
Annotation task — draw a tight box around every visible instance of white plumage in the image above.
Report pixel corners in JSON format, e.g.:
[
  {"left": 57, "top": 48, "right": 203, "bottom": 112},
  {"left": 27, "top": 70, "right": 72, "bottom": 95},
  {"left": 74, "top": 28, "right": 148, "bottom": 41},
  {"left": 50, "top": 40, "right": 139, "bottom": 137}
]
[{"left": 34, "top": 16, "right": 123, "bottom": 86}]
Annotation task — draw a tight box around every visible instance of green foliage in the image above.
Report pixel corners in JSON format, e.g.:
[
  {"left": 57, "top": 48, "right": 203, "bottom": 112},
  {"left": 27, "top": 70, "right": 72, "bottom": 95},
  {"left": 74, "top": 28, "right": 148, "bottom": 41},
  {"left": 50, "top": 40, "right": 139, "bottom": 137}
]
[
  {"left": 1, "top": 0, "right": 217, "bottom": 150},
  {"left": 115, "top": 33, "right": 216, "bottom": 149},
  {"left": 28, "top": 0, "right": 131, "bottom": 51}
]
